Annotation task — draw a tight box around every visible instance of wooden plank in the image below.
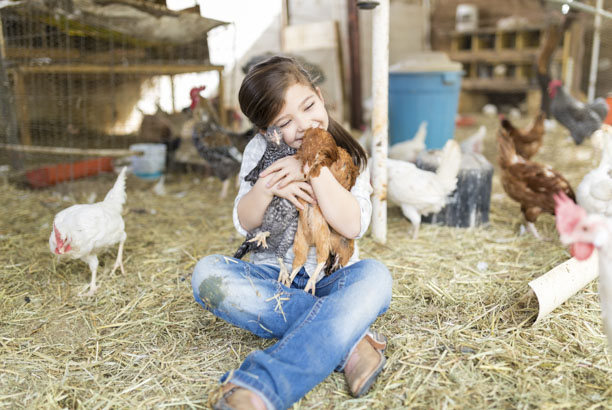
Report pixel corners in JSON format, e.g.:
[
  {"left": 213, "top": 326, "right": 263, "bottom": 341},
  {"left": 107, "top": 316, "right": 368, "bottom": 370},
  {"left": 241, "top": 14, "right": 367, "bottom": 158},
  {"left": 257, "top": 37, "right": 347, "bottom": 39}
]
[
  {"left": 5, "top": 47, "right": 80, "bottom": 60},
  {"left": 11, "top": 71, "right": 31, "bottom": 146},
  {"left": 0, "top": 15, "right": 24, "bottom": 170},
  {"left": 0, "top": 143, "right": 143, "bottom": 157},
  {"left": 15, "top": 64, "right": 224, "bottom": 75},
  {"left": 461, "top": 78, "right": 532, "bottom": 92}
]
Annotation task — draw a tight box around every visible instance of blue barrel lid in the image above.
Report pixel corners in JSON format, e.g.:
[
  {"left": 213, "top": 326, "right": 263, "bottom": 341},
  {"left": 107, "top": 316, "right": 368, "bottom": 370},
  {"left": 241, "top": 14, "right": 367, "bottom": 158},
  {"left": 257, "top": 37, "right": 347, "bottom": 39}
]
[{"left": 390, "top": 52, "right": 462, "bottom": 73}]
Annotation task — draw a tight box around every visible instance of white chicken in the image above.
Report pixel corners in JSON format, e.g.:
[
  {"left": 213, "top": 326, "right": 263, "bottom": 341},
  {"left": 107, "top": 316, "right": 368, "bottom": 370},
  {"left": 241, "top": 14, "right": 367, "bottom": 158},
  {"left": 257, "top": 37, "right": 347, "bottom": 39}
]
[
  {"left": 460, "top": 125, "right": 487, "bottom": 154},
  {"left": 49, "top": 167, "right": 128, "bottom": 296},
  {"left": 576, "top": 125, "right": 612, "bottom": 217},
  {"left": 388, "top": 121, "right": 427, "bottom": 162},
  {"left": 387, "top": 139, "right": 462, "bottom": 238},
  {"left": 555, "top": 192, "right": 612, "bottom": 349}
]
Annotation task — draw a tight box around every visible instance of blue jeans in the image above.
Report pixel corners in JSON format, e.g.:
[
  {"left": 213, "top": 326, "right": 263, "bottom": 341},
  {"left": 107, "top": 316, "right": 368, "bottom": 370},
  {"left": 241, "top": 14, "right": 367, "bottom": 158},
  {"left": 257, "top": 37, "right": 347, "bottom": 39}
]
[{"left": 191, "top": 255, "right": 392, "bottom": 410}]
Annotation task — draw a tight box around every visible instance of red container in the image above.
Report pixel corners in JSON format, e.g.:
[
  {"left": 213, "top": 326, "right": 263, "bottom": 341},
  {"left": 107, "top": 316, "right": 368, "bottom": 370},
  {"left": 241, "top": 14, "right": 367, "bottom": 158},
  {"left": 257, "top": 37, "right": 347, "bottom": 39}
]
[
  {"left": 605, "top": 97, "right": 612, "bottom": 125},
  {"left": 27, "top": 157, "right": 113, "bottom": 188}
]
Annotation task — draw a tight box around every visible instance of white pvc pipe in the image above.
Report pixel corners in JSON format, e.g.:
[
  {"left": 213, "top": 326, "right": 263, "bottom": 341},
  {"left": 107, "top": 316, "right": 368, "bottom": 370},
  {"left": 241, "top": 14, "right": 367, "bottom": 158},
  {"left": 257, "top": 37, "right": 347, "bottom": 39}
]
[
  {"left": 370, "top": 0, "right": 389, "bottom": 244},
  {"left": 588, "top": 0, "right": 603, "bottom": 102}
]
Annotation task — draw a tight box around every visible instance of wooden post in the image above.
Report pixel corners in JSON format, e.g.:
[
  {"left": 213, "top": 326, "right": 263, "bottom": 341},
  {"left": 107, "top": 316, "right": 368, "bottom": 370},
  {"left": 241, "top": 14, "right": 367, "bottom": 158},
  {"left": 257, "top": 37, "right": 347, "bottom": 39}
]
[
  {"left": 216, "top": 66, "right": 225, "bottom": 126},
  {"left": 12, "top": 70, "right": 31, "bottom": 146},
  {"left": 347, "top": 0, "right": 363, "bottom": 130},
  {"left": 588, "top": 0, "right": 603, "bottom": 102},
  {"left": 370, "top": 0, "right": 389, "bottom": 244},
  {"left": 0, "top": 13, "right": 23, "bottom": 170}
]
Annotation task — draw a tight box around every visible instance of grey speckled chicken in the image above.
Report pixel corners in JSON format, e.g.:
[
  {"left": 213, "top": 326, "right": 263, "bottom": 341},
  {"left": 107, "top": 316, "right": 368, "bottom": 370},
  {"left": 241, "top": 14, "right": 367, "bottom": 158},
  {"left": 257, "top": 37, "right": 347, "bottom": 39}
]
[
  {"left": 233, "top": 127, "right": 299, "bottom": 281},
  {"left": 549, "top": 79, "right": 608, "bottom": 145}
]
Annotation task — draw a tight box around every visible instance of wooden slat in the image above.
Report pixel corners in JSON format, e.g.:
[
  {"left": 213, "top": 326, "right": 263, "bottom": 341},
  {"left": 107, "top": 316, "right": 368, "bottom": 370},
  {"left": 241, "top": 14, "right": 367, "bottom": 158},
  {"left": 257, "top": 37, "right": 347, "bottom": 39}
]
[
  {"left": 0, "top": 143, "right": 143, "bottom": 157},
  {"left": 461, "top": 78, "right": 532, "bottom": 91},
  {"left": 14, "top": 64, "right": 223, "bottom": 75}
]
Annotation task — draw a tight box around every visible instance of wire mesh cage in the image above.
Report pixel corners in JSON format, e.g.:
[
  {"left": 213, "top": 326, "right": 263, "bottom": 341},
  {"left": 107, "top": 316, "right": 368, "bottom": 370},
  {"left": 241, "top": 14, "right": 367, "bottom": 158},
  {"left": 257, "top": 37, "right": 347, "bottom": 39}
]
[{"left": 0, "top": 0, "right": 226, "bottom": 186}]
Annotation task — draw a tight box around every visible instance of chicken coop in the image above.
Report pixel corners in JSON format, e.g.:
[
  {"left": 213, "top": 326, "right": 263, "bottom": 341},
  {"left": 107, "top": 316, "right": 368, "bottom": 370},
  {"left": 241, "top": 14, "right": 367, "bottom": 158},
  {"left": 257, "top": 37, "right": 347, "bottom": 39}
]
[
  {"left": 429, "top": 0, "right": 611, "bottom": 114},
  {"left": 0, "top": 0, "right": 227, "bottom": 186}
]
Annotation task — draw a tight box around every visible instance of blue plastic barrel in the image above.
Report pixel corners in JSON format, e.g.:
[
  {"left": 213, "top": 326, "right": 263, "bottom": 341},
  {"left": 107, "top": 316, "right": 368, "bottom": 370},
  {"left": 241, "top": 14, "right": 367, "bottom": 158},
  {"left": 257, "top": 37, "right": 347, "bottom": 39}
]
[{"left": 389, "top": 53, "right": 463, "bottom": 150}]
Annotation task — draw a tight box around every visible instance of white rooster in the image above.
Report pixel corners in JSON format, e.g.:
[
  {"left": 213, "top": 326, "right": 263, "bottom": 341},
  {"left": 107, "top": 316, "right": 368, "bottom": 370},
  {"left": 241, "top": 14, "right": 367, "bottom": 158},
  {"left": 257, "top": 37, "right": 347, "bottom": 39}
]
[
  {"left": 388, "top": 121, "right": 427, "bottom": 163},
  {"left": 554, "top": 192, "right": 612, "bottom": 349},
  {"left": 49, "top": 167, "right": 128, "bottom": 296},
  {"left": 387, "top": 139, "right": 462, "bottom": 238},
  {"left": 576, "top": 125, "right": 612, "bottom": 217}
]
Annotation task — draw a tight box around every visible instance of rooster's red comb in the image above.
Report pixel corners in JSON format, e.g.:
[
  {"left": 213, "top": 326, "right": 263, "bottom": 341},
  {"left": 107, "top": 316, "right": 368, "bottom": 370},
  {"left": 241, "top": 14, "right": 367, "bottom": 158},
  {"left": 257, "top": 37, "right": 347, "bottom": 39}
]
[
  {"left": 554, "top": 192, "right": 585, "bottom": 235},
  {"left": 189, "top": 86, "right": 206, "bottom": 110}
]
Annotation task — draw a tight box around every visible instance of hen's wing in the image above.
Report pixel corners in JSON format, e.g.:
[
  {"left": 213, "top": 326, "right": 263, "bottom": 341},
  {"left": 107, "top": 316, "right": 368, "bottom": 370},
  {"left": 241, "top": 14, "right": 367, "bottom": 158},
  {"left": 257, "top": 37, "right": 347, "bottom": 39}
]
[
  {"left": 504, "top": 161, "right": 574, "bottom": 213},
  {"left": 387, "top": 159, "right": 449, "bottom": 214}
]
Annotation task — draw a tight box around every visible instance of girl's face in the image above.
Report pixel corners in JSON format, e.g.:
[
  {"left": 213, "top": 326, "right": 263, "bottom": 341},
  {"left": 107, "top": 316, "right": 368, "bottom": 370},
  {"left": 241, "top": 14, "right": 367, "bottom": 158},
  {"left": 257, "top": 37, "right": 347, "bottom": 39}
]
[{"left": 271, "top": 82, "right": 329, "bottom": 149}]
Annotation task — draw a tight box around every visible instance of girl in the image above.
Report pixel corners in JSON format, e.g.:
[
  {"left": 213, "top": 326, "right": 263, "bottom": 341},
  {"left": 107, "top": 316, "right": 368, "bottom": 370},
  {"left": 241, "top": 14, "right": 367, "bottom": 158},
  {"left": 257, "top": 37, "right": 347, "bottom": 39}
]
[{"left": 192, "top": 55, "right": 392, "bottom": 410}]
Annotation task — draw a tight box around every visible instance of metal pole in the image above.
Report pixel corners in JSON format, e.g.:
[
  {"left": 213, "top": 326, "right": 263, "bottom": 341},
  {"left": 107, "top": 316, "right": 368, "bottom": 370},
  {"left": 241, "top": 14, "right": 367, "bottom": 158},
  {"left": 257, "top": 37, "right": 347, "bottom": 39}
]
[
  {"left": 547, "top": 0, "right": 612, "bottom": 20},
  {"left": 588, "top": 0, "right": 603, "bottom": 102},
  {"left": 370, "top": 0, "right": 389, "bottom": 244}
]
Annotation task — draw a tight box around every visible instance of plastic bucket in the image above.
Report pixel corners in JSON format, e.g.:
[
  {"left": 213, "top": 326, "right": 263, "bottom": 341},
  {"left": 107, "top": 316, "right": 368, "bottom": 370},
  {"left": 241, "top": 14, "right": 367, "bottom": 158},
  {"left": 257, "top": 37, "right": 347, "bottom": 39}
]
[
  {"left": 130, "top": 143, "right": 166, "bottom": 179},
  {"left": 389, "top": 53, "right": 463, "bottom": 150}
]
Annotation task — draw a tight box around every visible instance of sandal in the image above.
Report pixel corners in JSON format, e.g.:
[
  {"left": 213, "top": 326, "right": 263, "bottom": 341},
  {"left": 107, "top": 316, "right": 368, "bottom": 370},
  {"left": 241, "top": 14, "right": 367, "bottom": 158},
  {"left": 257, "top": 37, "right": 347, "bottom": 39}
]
[{"left": 345, "top": 330, "right": 388, "bottom": 398}]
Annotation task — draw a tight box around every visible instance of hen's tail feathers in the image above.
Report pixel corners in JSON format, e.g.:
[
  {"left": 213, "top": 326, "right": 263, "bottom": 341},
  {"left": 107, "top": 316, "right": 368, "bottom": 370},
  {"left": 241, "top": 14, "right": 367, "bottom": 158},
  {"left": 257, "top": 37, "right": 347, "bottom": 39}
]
[
  {"left": 436, "top": 139, "right": 462, "bottom": 194},
  {"left": 413, "top": 121, "right": 428, "bottom": 145},
  {"left": 233, "top": 240, "right": 253, "bottom": 260},
  {"left": 104, "top": 166, "right": 128, "bottom": 208}
]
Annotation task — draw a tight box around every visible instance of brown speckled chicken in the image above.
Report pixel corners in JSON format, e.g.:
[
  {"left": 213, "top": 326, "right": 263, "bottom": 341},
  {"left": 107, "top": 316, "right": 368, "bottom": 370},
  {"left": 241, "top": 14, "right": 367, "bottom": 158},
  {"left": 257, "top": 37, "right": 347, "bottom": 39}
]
[
  {"left": 500, "top": 112, "right": 545, "bottom": 159},
  {"left": 497, "top": 127, "right": 575, "bottom": 239},
  {"left": 286, "top": 128, "right": 359, "bottom": 294}
]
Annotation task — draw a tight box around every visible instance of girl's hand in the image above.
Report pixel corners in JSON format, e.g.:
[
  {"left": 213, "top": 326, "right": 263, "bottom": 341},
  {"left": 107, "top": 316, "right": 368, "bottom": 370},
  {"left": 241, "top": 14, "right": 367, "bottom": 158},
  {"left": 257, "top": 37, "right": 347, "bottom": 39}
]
[
  {"left": 261, "top": 174, "right": 315, "bottom": 210},
  {"left": 260, "top": 156, "right": 305, "bottom": 189}
]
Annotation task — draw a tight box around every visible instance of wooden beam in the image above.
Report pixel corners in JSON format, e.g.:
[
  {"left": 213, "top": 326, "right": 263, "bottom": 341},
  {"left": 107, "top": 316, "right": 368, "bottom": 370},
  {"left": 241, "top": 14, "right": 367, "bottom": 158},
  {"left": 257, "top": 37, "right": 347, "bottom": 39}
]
[
  {"left": 14, "top": 64, "right": 224, "bottom": 75},
  {"left": 0, "top": 14, "right": 23, "bottom": 170},
  {"left": 0, "top": 143, "right": 143, "bottom": 157},
  {"left": 11, "top": 71, "right": 31, "bottom": 146},
  {"left": 347, "top": 0, "right": 363, "bottom": 130}
]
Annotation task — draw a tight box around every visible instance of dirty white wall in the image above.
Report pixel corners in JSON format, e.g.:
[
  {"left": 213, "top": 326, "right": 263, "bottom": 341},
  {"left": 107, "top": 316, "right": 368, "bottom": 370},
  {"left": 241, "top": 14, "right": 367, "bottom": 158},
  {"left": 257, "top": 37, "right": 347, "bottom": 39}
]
[{"left": 166, "top": 0, "right": 426, "bottom": 126}]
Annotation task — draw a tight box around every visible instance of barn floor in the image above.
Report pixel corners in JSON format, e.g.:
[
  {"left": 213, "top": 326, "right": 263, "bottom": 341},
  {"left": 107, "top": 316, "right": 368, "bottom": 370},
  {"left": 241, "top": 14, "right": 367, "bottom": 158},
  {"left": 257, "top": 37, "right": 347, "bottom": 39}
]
[{"left": 1, "top": 113, "right": 610, "bottom": 408}]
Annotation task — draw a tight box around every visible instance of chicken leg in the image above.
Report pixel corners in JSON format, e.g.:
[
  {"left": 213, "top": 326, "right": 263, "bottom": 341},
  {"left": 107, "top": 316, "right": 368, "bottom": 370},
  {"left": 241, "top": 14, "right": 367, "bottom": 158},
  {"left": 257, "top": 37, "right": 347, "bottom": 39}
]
[
  {"left": 80, "top": 254, "right": 99, "bottom": 297},
  {"left": 401, "top": 204, "right": 422, "bottom": 239},
  {"left": 110, "top": 239, "right": 126, "bottom": 275},
  {"left": 304, "top": 262, "right": 326, "bottom": 295},
  {"left": 220, "top": 179, "right": 230, "bottom": 200}
]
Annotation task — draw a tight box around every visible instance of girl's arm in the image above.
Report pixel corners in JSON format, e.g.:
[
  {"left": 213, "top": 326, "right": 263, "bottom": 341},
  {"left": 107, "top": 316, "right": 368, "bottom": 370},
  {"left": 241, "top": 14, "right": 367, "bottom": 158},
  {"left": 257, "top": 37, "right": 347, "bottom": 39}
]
[
  {"left": 237, "top": 170, "right": 315, "bottom": 232},
  {"left": 310, "top": 166, "right": 362, "bottom": 239}
]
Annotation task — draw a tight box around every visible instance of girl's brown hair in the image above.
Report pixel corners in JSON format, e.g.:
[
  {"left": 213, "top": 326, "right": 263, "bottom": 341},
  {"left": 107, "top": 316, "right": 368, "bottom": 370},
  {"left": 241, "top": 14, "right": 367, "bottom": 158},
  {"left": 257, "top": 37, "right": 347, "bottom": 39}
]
[{"left": 238, "top": 55, "right": 367, "bottom": 170}]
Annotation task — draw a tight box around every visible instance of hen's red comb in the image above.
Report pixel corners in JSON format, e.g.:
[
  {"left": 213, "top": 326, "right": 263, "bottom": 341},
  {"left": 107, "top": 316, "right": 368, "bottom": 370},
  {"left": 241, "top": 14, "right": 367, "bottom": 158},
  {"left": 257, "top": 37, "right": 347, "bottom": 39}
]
[
  {"left": 554, "top": 192, "right": 585, "bottom": 235},
  {"left": 189, "top": 86, "right": 206, "bottom": 110}
]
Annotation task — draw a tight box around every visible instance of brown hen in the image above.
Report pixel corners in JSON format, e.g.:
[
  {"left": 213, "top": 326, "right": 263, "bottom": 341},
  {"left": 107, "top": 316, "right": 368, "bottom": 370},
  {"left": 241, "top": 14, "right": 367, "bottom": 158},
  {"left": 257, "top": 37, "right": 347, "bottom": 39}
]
[
  {"left": 500, "top": 111, "right": 545, "bottom": 159},
  {"left": 288, "top": 128, "right": 360, "bottom": 294},
  {"left": 497, "top": 127, "right": 575, "bottom": 239}
]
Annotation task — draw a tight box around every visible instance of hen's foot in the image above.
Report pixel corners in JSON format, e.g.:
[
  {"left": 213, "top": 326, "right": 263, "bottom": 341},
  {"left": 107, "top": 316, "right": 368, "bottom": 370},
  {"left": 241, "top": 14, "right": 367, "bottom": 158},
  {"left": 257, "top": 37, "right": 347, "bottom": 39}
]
[
  {"left": 277, "top": 259, "right": 290, "bottom": 286},
  {"left": 78, "top": 283, "right": 98, "bottom": 297},
  {"left": 304, "top": 276, "right": 318, "bottom": 295},
  {"left": 247, "top": 232, "right": 270, "bottom": 248}
]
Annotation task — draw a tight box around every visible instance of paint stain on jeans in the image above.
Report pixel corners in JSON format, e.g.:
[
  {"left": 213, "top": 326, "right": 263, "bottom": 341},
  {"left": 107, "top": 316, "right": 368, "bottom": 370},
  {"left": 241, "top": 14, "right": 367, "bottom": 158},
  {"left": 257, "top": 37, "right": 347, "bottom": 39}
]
[{"left": 198, "top": 275, "right": 225, "bottom": 310}]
